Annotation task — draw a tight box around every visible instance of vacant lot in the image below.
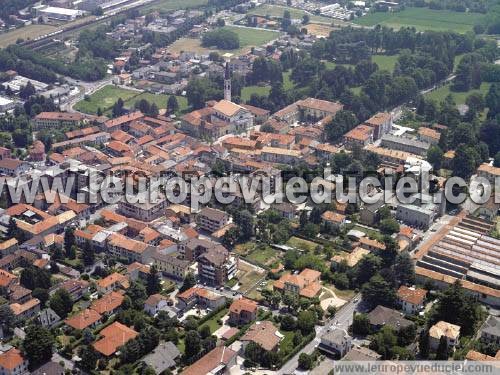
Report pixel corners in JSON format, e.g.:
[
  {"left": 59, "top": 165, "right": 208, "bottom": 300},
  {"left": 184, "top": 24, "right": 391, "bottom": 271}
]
[
  {"left": 246, "top": 246, "right": 281, "bottom": 267},
  {"left": 286, "top": 236, "right": 318, "bottom": 252},
  {"left": 353, "top": 7, "right": 485, "bottom": 33},
  {"left": 425, "top": 82, "right": 491, "bottom": 105},
  {"left": 304, "top": 23, "right": 335, "bottom": 37}
]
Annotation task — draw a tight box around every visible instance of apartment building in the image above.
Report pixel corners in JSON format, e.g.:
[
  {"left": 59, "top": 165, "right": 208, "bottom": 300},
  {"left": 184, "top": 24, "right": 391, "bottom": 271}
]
[
  {"left": 196, "top": 207, "right": 229, "bottom": 233},
  {"left": 149, "top": 251, "right": 190, "bottom": 280},
  {"left": 33, "top": 112, "right": 86, "bottom": 130},
  {"left": 198, "top": 246, "right": 237, "bottom": 286},
  {"left": 118, "top": 195, "right": 168, "bottom": 222}
]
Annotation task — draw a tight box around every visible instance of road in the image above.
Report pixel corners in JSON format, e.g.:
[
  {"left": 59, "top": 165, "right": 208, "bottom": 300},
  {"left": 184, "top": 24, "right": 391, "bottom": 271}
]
[{"left": 278, "top": 294, "right": 362, "bottom": 375}]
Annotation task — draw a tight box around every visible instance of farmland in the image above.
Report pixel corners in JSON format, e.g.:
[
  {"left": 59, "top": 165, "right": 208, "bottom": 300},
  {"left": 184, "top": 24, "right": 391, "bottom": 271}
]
[{"left": 353, "top": 7, "right": 485, "bottom": 33}]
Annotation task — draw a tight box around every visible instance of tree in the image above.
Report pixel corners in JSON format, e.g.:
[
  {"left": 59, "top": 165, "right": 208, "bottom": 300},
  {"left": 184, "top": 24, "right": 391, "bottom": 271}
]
[
  {"left": 452, "top": 144, "right": 478, "bottom": 179},
  {"left": 233, "top": 210, "right": 254, "bottom": 241},
  {"left": 245, "top": 341, "right": 263, "bottom": 365},
  {"left": 352, "top": 313, "right": 370, "bottom": 335},
  {"left": 180, "top": 273, "right": 196, "bottom": 292},
  {"left": 379, "top": 217, "right": 399, "bottom": 235},
  {"left": 81, "top": 240, "right": 95, "bottom": 266},
  {"left": 79, "top": 345, "right": 99, "bottom": 371},
  {"left": 393, "top": 252, "right": 415, "bottom": 286},
  {"left": 64, "top": 227, "right": 75, "bottom": 258},
  {"left": 19, "top": 81, "right": 35, "bottom": 99},
  {"left": 167, "top": 95, "right": 179, "bottom": 114},
  {"left": 369, "top": 326, "right": 398, "bottom": 359},
  {"left": 22, "top": 324, "right": 55, "bottom": 369},
  {"left": 125, "top": 281, "right": 147, "bottom": 310},
  {"left": 297, "top": 310, "right": 317, "bottom": 334},
  {"left": 201, "top": 29, "right": 239, "bottom": 50},
  {"left": 427, "top": 145, "right": 443, "bottom": 170},
  {"left": 49, "top": 288, "right": 73, "bottom": 319},
  {"left": 0, "top": 304, "right": 16, "bottom": 336},
  {"left": 112, "top": 98, "right": 125, "bottom": 118},
  {"left": 298, "top": 353, "right": 313, "bottom": 370},
  {"left": 302, "top": 14, "right": 310, "bottom": 24},
  {"left": 361, "top": 274, "right": 397, "bottom": 308},
  {"left": 32, "top": 288, "right": 49, "bottom": 307},
  {"left": 324, "top": 110, "right": 358, "bottom": 142},
  {"left": 280, "top": 314, "right": 296, "bottom": 331},
  {"left": 146, "top": 266, "right": 161, "bottom": 295},
  {"left": 419, "top": 329, "right": 430, "bottom": 358},
  {"left": 494, "top": 152, "right": 500, "bottom": 167},
  {"left": 185, "top": 330, "right": 201, "bottom": 359},
  {"left": 355, "top": 254, "right": 382, "bottom": 285},
  {"left": 435, "top": 335, "right": 449, "bottom": 359},
  {"left": 281, "top": 10, "right": 291, "bottom": 31}
]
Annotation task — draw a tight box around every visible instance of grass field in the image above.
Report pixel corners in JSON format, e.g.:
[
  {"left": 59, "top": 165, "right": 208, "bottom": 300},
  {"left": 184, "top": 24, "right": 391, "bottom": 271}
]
[
  {"left": 74, "top": 85, "right": 188, "bottom": 115},
  {"left": 246, "top": 246, "right": 281, "bottom": 267},
  {"left": 424, "top": 82, "right": 491, "bottom": 104},
  {"left": 141, "top": 0, "right": 208, "bottom": 12},
  {"left": 353, "top": 7, "right": 485, "bottom": 33},
  {"left": 372, "top": 54, "right": 399, "bottom": 72},
  {"left": 0, "top": 25, "right": 57, "bottom": 48},
  {"left": 286, "top": 236, "right": 318, "bottom": 252},
  {"left": 199, "top": 308, "right": 228, "bottom": 334},
  {"left": 249, "top": 4, "right": 335, "bottom": 24},
  {"left": 169, "top": 26, "right": 278, "bottom": 55},
  {"left": 241, "top": 85, "right": 271, "bottom": 101}
]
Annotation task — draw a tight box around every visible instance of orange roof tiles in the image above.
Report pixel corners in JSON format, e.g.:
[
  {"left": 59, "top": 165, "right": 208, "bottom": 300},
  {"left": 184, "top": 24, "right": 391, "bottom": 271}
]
[
  {"left": 229, "top": 298, "right": 258, "bottom": 314},
  {"left": 397, "top": 286, "right": 427, "bottom": 305},
  {"left": 65, "top": 308, "right": 102, "bottom": 330},
  {"left": 321, "top": 210, "right": 346, "bottom": 223},
  {"left": 91, "top": 291, "right": 124, "bottom": 315},
  {"left": 93, "top": 322, "right": 138, "bottom": 356},
  {"left": 97, "top": 272, "right": 129, "bottom": 290},
  {"left": 0, "top": 348, "right": 25, "bottom": 370}
]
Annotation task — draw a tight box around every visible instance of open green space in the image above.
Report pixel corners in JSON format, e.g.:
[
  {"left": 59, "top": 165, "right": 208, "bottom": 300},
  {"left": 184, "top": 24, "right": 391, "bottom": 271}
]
[
  {"left": 249, "top": 4, "right": 334, "bottom": 24},
  {"left": 424, "top": 82, "right": 491, "bottom": 105},
  {"left": 199, "top": 308, "right": 228, "bottom": 334},
  {"left": 74, "top": 85, "right": 188, "bottom": 115},
  {"left": 286, "top": 236, "right": 318, "bottom": 252},
  {"left": 246, "top": 246, "right": 281, "bottom": 267},
  {"left": 372, "top": 54, "right": 399, "bottom": 72},
  {"left": 140, "top": 0, "right": 208, "bottom": 12},
  {"left": 241, "top": 85, "right": 271, "bottom": 102},
  {"left": 353, "top": 7, "right": 486, "bottom": 33},
  {"left": 222, "top": 26, "right": 279, "bottom": 48}
]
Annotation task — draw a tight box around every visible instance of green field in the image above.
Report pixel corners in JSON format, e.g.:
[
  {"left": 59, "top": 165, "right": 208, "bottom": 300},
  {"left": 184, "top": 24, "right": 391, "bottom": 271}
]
[
  {"left": 246, "top": 246, "right": 280, "bottom": 267},
  {"left": 286, "top": 236, "right": 318, "bottom": 252},
  {"left": 222, "top": 26, "right": 279, "bottom": 48},
  {"left": 353, "top": 7, "right": 486, "bottom": 33},
  {"left": 74, "top": 85, "right": 188, "bottom": 115},
  {"left": 424, "top": 82, "right": 491, "bottom": 104},
  {"left": 140, "top": 0, "right": 208, "bottom": 12},
  {"left": 241, "top": 85, "right": 271, "bottom": 101},
  {"left": 249, "top": 4, "right": 334, "bottom": 24},
  {"left": 372, "top": 54, "right": 399, "bottom": 72}
]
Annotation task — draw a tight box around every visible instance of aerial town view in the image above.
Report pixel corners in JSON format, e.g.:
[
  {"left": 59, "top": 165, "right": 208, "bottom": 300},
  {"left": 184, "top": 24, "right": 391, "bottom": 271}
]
[{"left": 1, "top": 0, "right": 500, "bottom": 373}]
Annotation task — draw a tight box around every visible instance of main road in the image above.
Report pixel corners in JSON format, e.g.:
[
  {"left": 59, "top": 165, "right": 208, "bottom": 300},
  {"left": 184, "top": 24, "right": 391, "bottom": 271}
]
[{"left": 278, "top": 294, "right": 362, "bottom": 375}]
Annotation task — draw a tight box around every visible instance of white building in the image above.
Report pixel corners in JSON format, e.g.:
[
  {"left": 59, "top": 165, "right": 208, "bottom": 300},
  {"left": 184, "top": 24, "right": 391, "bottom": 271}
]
[
  {"left": 0, "top": 97, "right": 14, "bottom": 113},
  {"left": 37, "top": 6, "right": 82, "bottom": 21},
  {"left": 319, "top": 329, "right": 352, "bottom": 357}
]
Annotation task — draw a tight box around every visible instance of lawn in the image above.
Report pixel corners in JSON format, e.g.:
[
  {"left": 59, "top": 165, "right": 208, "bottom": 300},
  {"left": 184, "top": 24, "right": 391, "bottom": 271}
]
[
  {"left": 249, "top": 4, "right": 334, "bottom": 24},
  {"left": 74, "top": 85, "right": 138, "bottom": 114},
  {"left": 424, "top": 82, "right": 491, "bottom": 105},
  {"left": 140, "top": 0, "right": 208, "bottom": 12},
  {"left": 352, "top": 225, "right": 384, "bottom": 242},
  {"left": 199, "top": 308, "right": 228, "bottom": 334},
  {"left": 279, "top": 330, "right": 297, "bottom": 356},
  {"left": 241, "top": 85, "right": 271, "bottom": 102},
  {"left": 372, "top": 54, "right": 399, "bottom": 72},
  {"left": 74, "top": 85, "right": 188, "bottom": 115},
  {"left": 286, "top": 236, "right": 318, "bottom": 252},
  {"left": 353, "top": 7, "right": 486, "bottom": 33},
  {"left": 246, "top": 246, "right": 281, "bottom": 267},
  {"left": 237, "top": 261, "right": 266, "bottom": 294}
]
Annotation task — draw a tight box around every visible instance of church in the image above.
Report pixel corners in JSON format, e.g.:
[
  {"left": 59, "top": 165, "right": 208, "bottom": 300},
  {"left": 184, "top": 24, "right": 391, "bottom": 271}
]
[{"left": 180, "top": 63, "right": 254, "bottom": 139}]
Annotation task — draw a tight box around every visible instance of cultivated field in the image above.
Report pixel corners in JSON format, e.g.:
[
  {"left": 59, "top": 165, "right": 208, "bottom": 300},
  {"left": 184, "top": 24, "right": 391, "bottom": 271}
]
[
  {"left": 304, "top": 23, "right": 335, "bottom": 37},
  {"left": 353, "top": 7, "right": 485, "bottom": 33}
]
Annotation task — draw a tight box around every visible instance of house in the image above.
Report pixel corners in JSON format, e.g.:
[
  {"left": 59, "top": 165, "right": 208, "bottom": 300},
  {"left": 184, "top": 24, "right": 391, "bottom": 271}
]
[
  {"left": 0, "top": 239, "right": 18, "bottom": 257},
  {"left": 196, "top": 207, "right": 229, "bottom": 233},
  {"left": 241, "top": 321, "right": 282, "bottom": 352},
  {"left": 331, "top": 247, "right": 370, "bottom": 270},
  {"left": 319, "top": 329, "right": 352, "bottom": 357},
  {"left": 480, "top": 315, "right": 500, "bottom": 345},
  {"left": 33, "top": 112, "right": 86, "bottom": 130},
  {"left": 343, "top": 125, "right": 373, "bottom": 149},
  {"left": 418, "top": 127, "right": 441, "bottom": 144},
  {"left": 364, "top": 112, "right": 392, "bottom": 140},
  {"left": 273, "top": 268, "right": 322, "bottom": 299},
  {"left": 96, "top": 273, "right": 129, "bottom": 295},
  {"left": 397, "top": 286, "right": 427, "bottom": 315},
  {"left": 93, "top": 322, "right": 138, "bottom": 357},
  {"left": 321, "top": 211, "right": 346, "bottom": 229},
  {"left": 141, "top": 342, "right": 180, "bottom": 374},
  {"left": 359, "top": 201, "right": 385, "bottom": 226},
  {"left": 91, "top": 291, "right": 124, "bottom": 315},
  {"left": 429, "top": 321, "right": 461, "bottom": 351},
  {"left": 0, "top": 348, "right": 29, "bottom": 375},
  {"left": 229, "top": 298, "right": 258, "bottom": 325},
  {"left": 477, "top": 163, "right": 500, "bottom": 183},
  {"left": 366, "top": 305, "right": 413, "bottom": 332},
  {"left": 144, "top": 294, "right": 170, "bottom": 316},
  {"left": 149, "top": 251, "right": 190, "bottom": 280},
  {"left": 38, "top": 308, "right": 61, "bottom": 328},
  {"left": 57, "top": 279, "right": 89, "bottom": 301},
  {"left": 0, "top": 159, "right": 30, "bottom": 176},
  {"left": 31, "top": 362, "right": 65, "bottom": 375},
  {"left": 261, "top": 147, "right": 301, "bottom": 164},
  {"left": 272, "top": 202, "right": 296, "bottom": 220},
  {"left": 65, "top": 308, "right": 102, "bottom": 331},
  {"left": 9, "top": 298, "right": 40, "bottom": 319},
  {"left": 359, "top": 237, "right": 386, "bottom": 253},
  {"left": 177, "top": 287, "right": 226, "bottom": 310},
  {"left": 295, "top": 98, "right": 343, "bottom": 122},
  {"left": 181, "top": 346, "right": 237, "bottom": 375},
  {"left": 118, "top": 196, "right": 168, "bottom": 222}
]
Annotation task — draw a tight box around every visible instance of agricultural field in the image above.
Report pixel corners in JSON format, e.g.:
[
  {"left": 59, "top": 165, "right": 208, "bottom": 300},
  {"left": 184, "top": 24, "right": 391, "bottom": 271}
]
[
  {"left": 249, "top": 4, "right": 336, "bottom": 25},
  {"left": 353, "top": 7, "right": 486, "bottom": 33},
  {"left": 0, "top": 25, "right": 57, "bottom": 48},
  {"left": 424, "top": 82, "right": 491, "bottom": 105},
  {"left": 74, "top": 85, "right": 188, "bottom": 115},
  {"left": 304, "top": 23, "right": 335, "bottom": 37}
]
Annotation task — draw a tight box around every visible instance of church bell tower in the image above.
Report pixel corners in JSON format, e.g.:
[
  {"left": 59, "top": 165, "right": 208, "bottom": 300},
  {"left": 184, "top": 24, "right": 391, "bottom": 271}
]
[{"left": 224, "top": 62, "right": 231, "bottom": 102}]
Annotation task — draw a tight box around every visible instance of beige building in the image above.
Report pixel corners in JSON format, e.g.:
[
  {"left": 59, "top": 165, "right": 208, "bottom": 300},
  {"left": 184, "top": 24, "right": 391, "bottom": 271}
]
[{"left": 429, "top": 321, "right": 461, "bottom": 352}]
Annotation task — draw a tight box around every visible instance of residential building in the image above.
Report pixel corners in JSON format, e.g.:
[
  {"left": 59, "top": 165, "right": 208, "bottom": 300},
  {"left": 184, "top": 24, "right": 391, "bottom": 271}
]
[
  {"left": 96, "top": 273, "right": 129, "bottom": 295},
  {"left": 366, "top": 305, "right": 413, "bottom": 332},
  {"left": 343, "top": 346, "right": 381, "bottom": 361},
  {"left": 198, "top": 247, "right": 237, "bottom": 286},
  {"left": 177, "top": 287, "right": 226, "bottom": 310},
  {"left": 477, "top": 163, "right": 500, "bottom": 183},
  {"left": 144, "top": 294, "right": 171, "bottom": 316},
  {"left": 142, "top": 342, "right": 180, "bottom": 374},
  {"left": 196, "top": 207, "right": 229, "bottom": 233},
  {"left": 229, "top": 298, "right": 258, "bottom": 325},
  {"left": 241, "top": 321, "right": 282, "bottom": 352},
  {"left": 359, "top": 237, "right": 386, "bottom": 252},
  {"left": 0, "top": 159, "right": 30, "bottom": 176},
  {"left": 118, "top": 195, "right": 168, "bottom": 222},
  {"left": 93, "top": 322, "right": 138, "bottom": 357},
  {"left": 321, "top": 210, "right": 346, "bottom": 229},
  {"left": 418, "top": 127, "right": 441, "bottom": 144},
  {"left": 331, "top": 247, "right": 370, "bottom": 270},
  {"left": 272, "top": 203, "right": 296, "bottom": 220},
  {"left": 381, "top": 134, "right": 430, "bottom": 157},
  {"left": 57, "top": 279, "right": 89, "bottom": 301},
  {"left": 106, "top": 233, "right": 151, "bottom": 263},
  {"left": 65, "top": 308, "right": 102, "bottom": 330},
  {"left": 9, "top": 298, "right": 40, "bottom": 319},
  {"left": 181, "top": 346, "right": 237, "bottom": 375},
  {"left": 480, "top": 315, "right": 500, "bottom": 345},
  {"left": 0, "top": 348, "right": 29, "bottom": 375},
  {"left": 38, "top": 308, "right": 61, "bottom": 328},
  {"left": 150, "top": 251, "right": 190, "bottom": 280},
  {"left": 429, "top": 321, "right": 461, "bottom": 351},
  {"left": 90, "top": 291, "right": 124, "bottom": 315},
  {"left": 273, "top": 268, "right": 322, "bottom": 298},
  {"left": 296, "top": 98, "right": 343, "bottom": 122},
  {"left": 397, "top": 286, "right": 427, "bottom": 315},
  {"left": 364, "top": 112, "right": 392, "bottom": 140},
  {"left": 33, "top": 112, "right": 86, "bottom": 130},
  {"left": 319, "top": 329, "right": 353, "bottom": 357},
  {"left": 261, "top": 147, "right": 301, "bottom": 164},
  {"left": 343, "top": 125, "right": 373, "bottom": 149}
]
